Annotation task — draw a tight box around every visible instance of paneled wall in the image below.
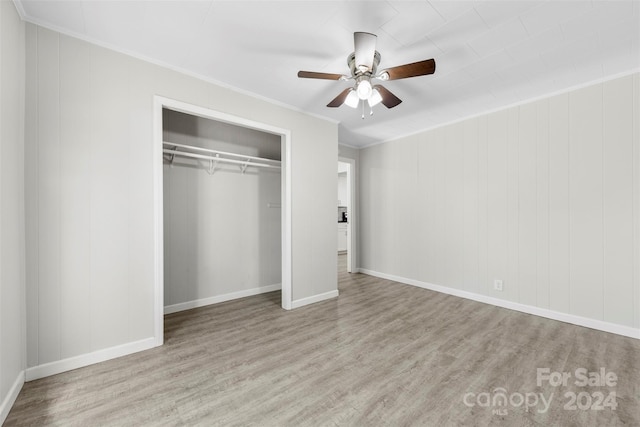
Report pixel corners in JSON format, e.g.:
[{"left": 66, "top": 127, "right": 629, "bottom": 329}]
[
  {"left": 359, "top": 73, "right": 639, "bottom": 331},
  {"left": 163, "top": 110, "right": 281, "bottom": 308},
  {"left": 25, "top": 25, "right": 337, "bottom": 370},
  {"left": 0, "top": 0, "right": 25, "bottom": 420}
]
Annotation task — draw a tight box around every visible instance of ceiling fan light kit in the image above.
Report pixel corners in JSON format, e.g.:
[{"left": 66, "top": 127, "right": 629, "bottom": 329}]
[
  {"left": 368, "top": 88, "right": 383, "bottom": 107},
  {"left": 356, "top": 77, "right": 373, "bottom": 100},
  {"left": 345, "top": 89, "right": 359, "bottom": 108},
  {"left": 298, "top": 32, "right": 436, "bottom": 117}
]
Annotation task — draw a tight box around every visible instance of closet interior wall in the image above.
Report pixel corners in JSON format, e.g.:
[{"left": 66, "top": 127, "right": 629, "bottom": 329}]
[{"left": 162, "top": 109, "right": 281, "bottom": 311}]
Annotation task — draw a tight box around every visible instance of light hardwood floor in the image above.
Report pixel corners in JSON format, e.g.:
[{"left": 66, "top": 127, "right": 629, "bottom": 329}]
[{"left": 6, "top": 254, "right": 640, "bottom": 426}]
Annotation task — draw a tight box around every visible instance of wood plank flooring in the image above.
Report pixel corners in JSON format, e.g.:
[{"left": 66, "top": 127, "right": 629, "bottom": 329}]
[{"left": 5, "top": 254, "right": 640, "bottom": 426}]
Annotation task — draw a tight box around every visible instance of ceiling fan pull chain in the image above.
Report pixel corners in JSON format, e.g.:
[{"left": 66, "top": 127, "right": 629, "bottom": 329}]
[
  {"left": 370, "top": 104, "right": 374, "bottom": 116},
  {"left": 361, "top": 101, "right": 365, "bottom": 119}
]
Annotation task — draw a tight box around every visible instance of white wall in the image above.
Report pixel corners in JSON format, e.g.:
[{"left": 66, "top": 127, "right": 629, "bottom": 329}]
[
  {"left": 163, "top": 110, "right": 281, "bottom": 309},
  {"left": 0, "top": 0, "right": 25, "bottom": 422},
  {"left": 359, "top": 73, "right": 640, "bottom": 336},
  {"left": 24, "top": 24, "right": 338, "bottom": 374}
]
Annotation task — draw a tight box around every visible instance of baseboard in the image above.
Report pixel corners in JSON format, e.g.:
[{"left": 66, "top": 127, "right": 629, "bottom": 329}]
[
  {"left": 164, "top": 284, "right": 281, "bottom": 315},
  {"left": 291, "top": 290, "right": 339, "bottom": 309},
  {"left": 359, "top": 269, "right": 640, "bottom": 340},
  {"left": 25, "top": 337, "right": 157, "bottom": 381},
  {"left": 0, "top": 370, "right": 24, "bottom": 424}
]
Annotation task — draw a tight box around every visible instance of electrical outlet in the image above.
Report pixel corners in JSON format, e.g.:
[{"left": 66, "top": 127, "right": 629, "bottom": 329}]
[{"left": 494, "top": 280, "right": 503, "bottom": 292}]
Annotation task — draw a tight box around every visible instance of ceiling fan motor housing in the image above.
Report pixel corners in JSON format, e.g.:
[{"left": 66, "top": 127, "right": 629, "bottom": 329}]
[{"left": 348, "top": 51, "right": 381, "bottom": 78}]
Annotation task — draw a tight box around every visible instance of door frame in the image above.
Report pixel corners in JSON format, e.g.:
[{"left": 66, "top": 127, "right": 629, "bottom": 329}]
[
  {"left": 153, "top": 96, "right": 293, "bottom": 346},
  {"left": 338, "top": 157, "right": 356, "bottom": 273}
]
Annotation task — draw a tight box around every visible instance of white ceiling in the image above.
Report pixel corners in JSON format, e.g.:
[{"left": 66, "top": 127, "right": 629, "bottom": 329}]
[{"left": 15, "top": 0, "right": 640, "bottom": 147}]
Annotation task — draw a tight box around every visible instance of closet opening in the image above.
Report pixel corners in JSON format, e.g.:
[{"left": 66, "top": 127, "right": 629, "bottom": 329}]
[{"left": 153, "top": 97, "right": 292, "bottom": 345}]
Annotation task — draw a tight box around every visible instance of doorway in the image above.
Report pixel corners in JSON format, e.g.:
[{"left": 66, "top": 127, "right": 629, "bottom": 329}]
[
  {"left": 153, "top": 96, "right": 293, "bottom": 346},
  {"left": 338, "top": 158, "right": 356, "bottom": 274}
]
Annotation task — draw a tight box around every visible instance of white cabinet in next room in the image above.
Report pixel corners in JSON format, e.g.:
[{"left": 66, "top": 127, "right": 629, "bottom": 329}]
[{"left": 338, "top": 223, "right": 347, "bottom": 252}]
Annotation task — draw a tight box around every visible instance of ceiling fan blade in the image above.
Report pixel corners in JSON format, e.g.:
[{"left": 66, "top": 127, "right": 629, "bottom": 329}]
[
  {"left": 297, "top": 71, "right": 345, "bottom": 80},
  {"left": 354, "top": 32, "right": 377, "bottom": 72},
  {"left": 383, "top": 59, "right": 436, "bottom": 80},
  {"left": 327, "top": 88, "right": 352, "bottom": 108},
  {"left": 374, "top": 85, "right": 402, "bottom": 108}
]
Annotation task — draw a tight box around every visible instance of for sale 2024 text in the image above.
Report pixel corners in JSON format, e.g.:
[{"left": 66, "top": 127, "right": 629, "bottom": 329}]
[{"left": 537, "top": 367, "right": 618, "bottom": 411}]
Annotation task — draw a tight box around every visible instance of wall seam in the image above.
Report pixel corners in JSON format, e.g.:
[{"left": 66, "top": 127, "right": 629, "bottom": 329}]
[
  {"left": 505, "top": 116, "right": 508, "bottom": 300},
  {"left": 534, "top": 104, "right": 538, "bottom": 307},
  {"left": 535, "top": 104, "right": 538, "bottom": 308},
  {"left": 601, "top": 82, "right": 605, "bottom": 321},
  {"left": 20, "top": 12, "right": 27, "bottom": 373},
  {"left": 127, "top": 57, "right": 132, "bottom": 343},
  {"left": 546, "top": 100, "right": 551, "bottom": 310},
  {"left": 567, "top": 92, "right": 571, "bottom": 317},
  {"left": 0, "top": 0, "right": 4, "bottom": 395},
  {"left": 635, "top": 74, "right": 639, "bottom": 328},
  {"left": 34, "top": 24, "right": 40, "bottom": 367},
  {"left": 516, "top": 109, "right": 520, "bottom": 305},
  {"left": 57, "top": 31, "right": 61, "bottom": 360},
  {"left": 635, "top": 75, "right": 639, "bottom": 328},
  {"left": 476, "top": 119, "right": 480, "bottom": 294}
]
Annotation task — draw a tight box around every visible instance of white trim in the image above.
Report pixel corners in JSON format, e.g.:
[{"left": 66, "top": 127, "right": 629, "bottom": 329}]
[
  {"left": 359, "top": 269, "right": 640, "bottom": 340},
  {"left": 364, "top": 68, "right": 640, "bottom": 149},
  {"left": 0, "top": 371, "right": 24, "bottom": 424},
  {"left": 153, "top": 96, "right": 294, "bottom": 345},
  {"left": 291, "top": 290, "right": 339, "bottom": 309},
  {"left": 164, "top": 284, "right": 281, "bottom": 315},
  {"left": 153, "top": 96, "right": 164, "bottom": 347},
  {"left": 11, "top": 0, "right": 26, "bottom": 20},
  {"left": 25, "top": 338, "right": 156, "bottom": 381},
  {"left": 281, "top": 128, "right": 293, "bottom": 310},
  {"left": 339, "top": 157, "right": 357, "bottom": 274},
  {"left": 338, "top": 141, "right": 360, "bottom": 150},
  {"left": 155, "top": 97, "right": 292, "bottom": 136}
]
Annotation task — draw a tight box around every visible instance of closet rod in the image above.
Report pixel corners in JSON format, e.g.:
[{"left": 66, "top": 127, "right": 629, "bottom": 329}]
[
  {"left": 164, "top": 141, "right": 281, "bottom": 165},
  {"left": 163, "top": 148, "right": 281, "bottom": 169}
]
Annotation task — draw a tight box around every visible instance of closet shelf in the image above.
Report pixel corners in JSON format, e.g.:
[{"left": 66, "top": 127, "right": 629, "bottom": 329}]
[{"left": 163, "top": 141, "right": 281, "bottom": 171}]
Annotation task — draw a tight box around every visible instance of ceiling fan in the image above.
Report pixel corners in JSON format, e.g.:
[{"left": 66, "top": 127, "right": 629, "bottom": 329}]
[{"left": 297, "top": 32, "right": 436, "bottom": 116}]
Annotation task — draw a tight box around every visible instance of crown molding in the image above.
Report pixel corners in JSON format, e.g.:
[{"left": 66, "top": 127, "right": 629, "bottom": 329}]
[{"left": 16, "top": 8, "right": 339, "bottom": 126}]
